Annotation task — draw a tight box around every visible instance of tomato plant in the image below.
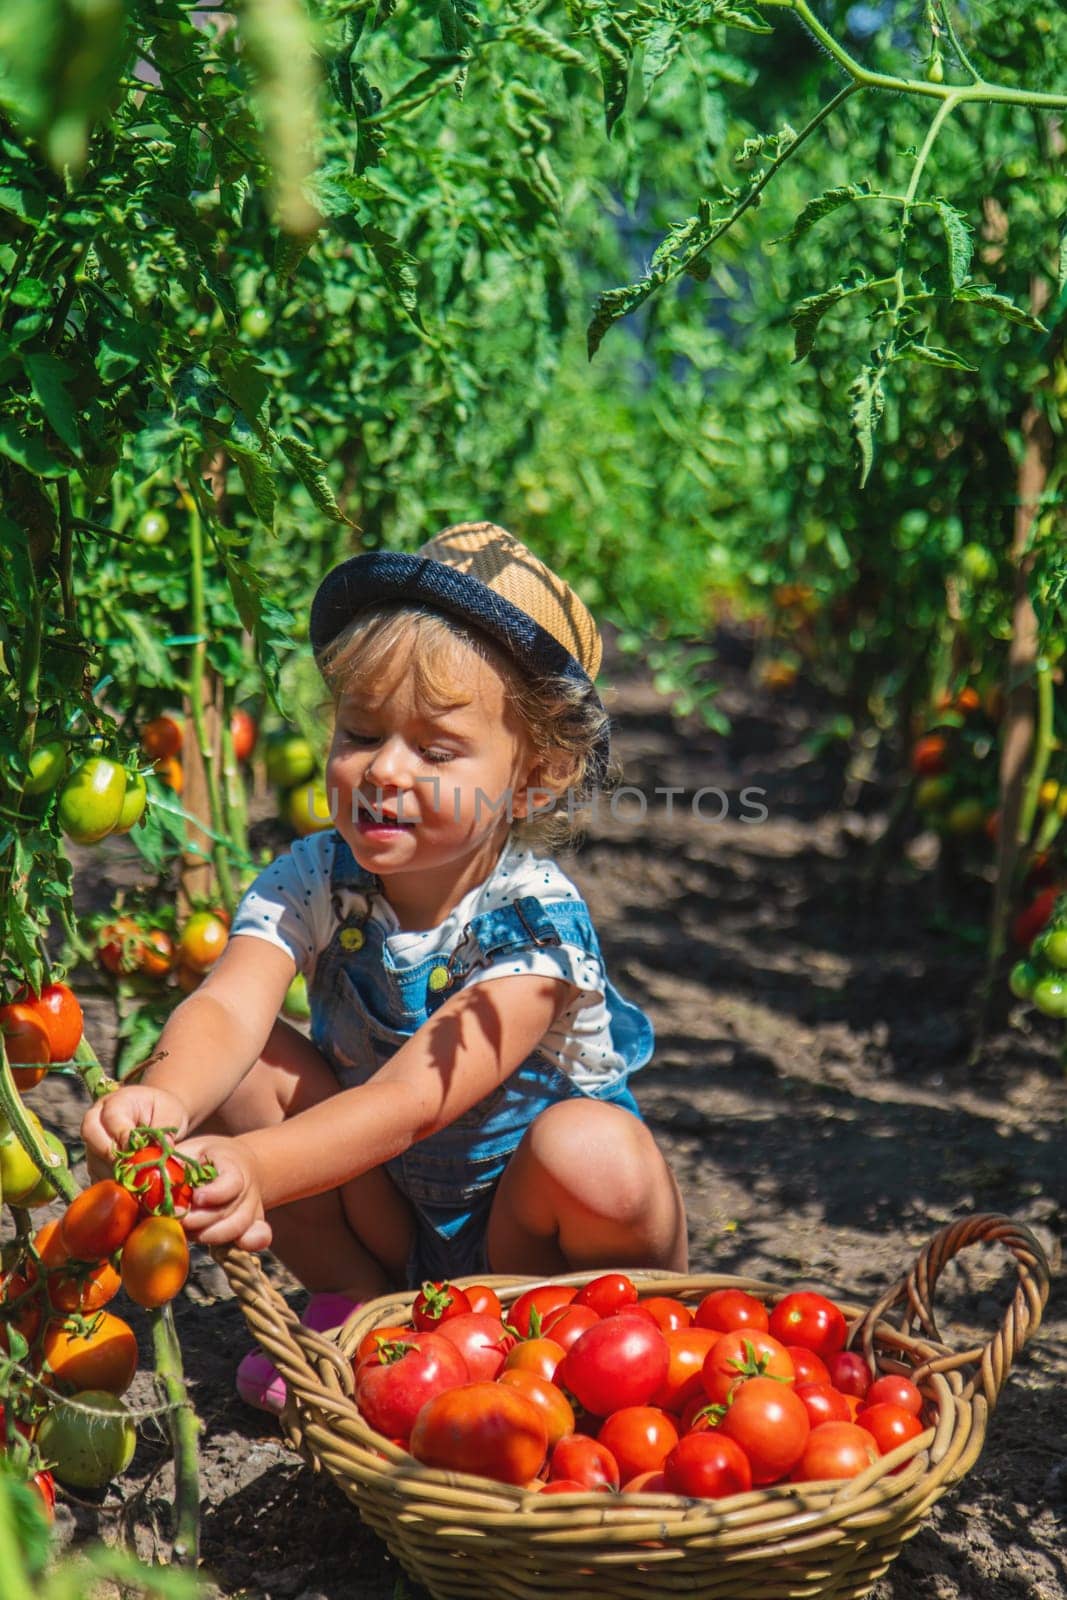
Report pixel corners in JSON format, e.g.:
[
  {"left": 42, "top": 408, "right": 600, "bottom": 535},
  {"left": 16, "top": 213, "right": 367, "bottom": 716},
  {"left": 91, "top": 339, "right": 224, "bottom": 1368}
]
[
  {"left": 56, "top": 758, "right": 128, "bottom": 845},
  {"left": 60, "top": 1180, "right": 140, "bottom": 1261}
]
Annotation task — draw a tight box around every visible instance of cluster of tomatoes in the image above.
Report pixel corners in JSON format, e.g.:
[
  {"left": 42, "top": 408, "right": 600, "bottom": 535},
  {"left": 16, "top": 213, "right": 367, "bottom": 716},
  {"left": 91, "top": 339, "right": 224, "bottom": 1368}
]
[
  {"left": 1010, "top": 895, "right": 1067, "bottom": 1019},
  {"left": 0, "top": 981, "right": 84, "bottom": 1095},
  {"left": 910, "top": 687, "right": 999, "bottom": 843},
  {"left": 351, "top": 1274, "right": 927, "bottom": 1496},
  {"left": 95, "top": 906, "right": 229, "bottom": 995},
  {"left": 140, "top": 706, "right": 258, "bottom": 797},
  {"left": 0, "top": 1133, "right": 205, "bottom": 1496},
  {"left": 264, "top": 731, "right": 332, "bottom": 839}
]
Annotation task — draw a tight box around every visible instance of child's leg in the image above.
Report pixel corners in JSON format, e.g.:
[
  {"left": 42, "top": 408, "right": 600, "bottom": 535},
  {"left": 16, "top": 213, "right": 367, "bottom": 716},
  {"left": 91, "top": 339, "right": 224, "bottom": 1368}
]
[
  {"left": 197, "top": 1018, "right": 416, "bottom": 1298},
  {"left": 485, "top": 1099, "right": 687, "bottom": 1277}
]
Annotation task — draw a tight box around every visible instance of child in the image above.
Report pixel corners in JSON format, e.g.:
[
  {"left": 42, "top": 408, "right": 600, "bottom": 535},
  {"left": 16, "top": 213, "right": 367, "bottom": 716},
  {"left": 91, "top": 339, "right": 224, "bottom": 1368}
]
[{"left": 81, "top": 523, "right": 687, "bottom": 1402}]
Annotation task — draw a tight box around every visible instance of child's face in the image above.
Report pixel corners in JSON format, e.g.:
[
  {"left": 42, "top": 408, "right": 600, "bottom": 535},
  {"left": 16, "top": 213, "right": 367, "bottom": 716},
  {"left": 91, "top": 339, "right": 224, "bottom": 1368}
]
[{"left": 326, "top": 633, "right": 538, "bottom": 922}]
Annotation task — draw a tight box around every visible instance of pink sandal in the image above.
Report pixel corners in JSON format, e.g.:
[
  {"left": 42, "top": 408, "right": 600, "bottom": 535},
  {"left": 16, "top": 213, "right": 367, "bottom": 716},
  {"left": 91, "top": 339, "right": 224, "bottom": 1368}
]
[{"left": 236, "top": 1293, "right": 362, "bottom": 1414}]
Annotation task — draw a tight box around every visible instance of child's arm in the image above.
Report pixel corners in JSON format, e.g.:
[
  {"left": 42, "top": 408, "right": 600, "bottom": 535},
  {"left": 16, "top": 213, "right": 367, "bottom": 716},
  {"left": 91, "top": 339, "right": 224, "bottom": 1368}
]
[
  {"left": 80, "top": 935, "right": 296, "bottom": 1163},
  {"left": 179, "top": 971, "right": 577, "bottom": 1245}
]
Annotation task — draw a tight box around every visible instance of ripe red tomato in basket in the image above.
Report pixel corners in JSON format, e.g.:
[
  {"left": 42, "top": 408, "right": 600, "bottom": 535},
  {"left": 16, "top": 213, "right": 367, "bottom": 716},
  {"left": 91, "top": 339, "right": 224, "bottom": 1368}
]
[
  {"left": 864, "top": 1374, "right": 923, "bottom": 1416},
  {"left": 409, "top": 1381, "right": 548, "bottom": 1485},
  {"left": 693, "top": 1288, "right": 769, "bottom": 1335},
  {"left": 497, "top": 1369, "right": 575, "bottom": 1449},
  {"left": 356, "top": 1332, "right": 469, "bottom": 1442},
  {"left": 786, "top": 1345, "right": 831, "bottom": 1386},
  {"left": 792, "top": 1421, "right": 879, "bottom": 1483},
  {"left": 464, "top": 1284, "right": 503, "bottom": 1319},
  {"left": 558, "top": 1314, "right": 669, "bottom": 1417},
  {"left": 502, "top": 1336, "right": 566, "bottom": 1382},
  {"left": 701, "top": 1330, "right": 795, "bottom": 1405},
  {"left": 509, "top": 1283, "right": 576, "bottom": 1337},
  {"left": 355, "top": 1324, "right": 412, "bottom": 1368},
  {"left": 596, "top": 1406, "right": 679, "bottom": 1483},
  {"left": 768, "top": 1292, "right": 847, "bottom": 1360},
  {"left": 540, "top": 1302, "right": 600, "bottom": 1351},
  {"left": 793, "top": 1382, "right": 851, "bottom": 1430},
  {"left": 412, "top": 1280, "right": 472, "bottom": 1331},
  {"left": 635, "top": 1296, "right": 692, "bottom": 1332},
  {"left": 663, "top": 1431, "right": 752, "bottom": 1499},
  {"left": 436, "top": 1312, "right": 512, "bottom": 1381},
  {"left": 574, "top": 1272, "right": 638, "bottom": 1317},
  {"left": 826, "top": 1350, "right": 871, "bottom": 1398},
  {"left": 549, "top": 1432, "right": 620, "bottom": 1490},
  {"left": 856, "top": 1403, "right": 925, "bottom": 1459},
  {"left": 650, "top": 1327, "right": 718, "bottom": 1413},
  {"left": 719, "top": 1376, "right": 810, "bottom": 1486}
]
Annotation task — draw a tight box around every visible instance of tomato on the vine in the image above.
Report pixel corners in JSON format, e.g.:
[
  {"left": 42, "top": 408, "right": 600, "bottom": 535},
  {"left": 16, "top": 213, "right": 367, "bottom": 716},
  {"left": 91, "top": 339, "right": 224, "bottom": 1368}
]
[
  {"left": 57, "top": 757, "right": 128, "bottom": 844},
  {"left": 0, "top": 1002, "right": 50, "bottom": 1084},
  {"left": 98, "top": 916, "right": 146, "bottom": 976},
  {"left": 20, "top": 981, "right": 83, "bottom": 1061},
  {"left": 910, "top": 734, "right": 948, "bottom": 776},
  {"left": 23, "top": 740, "right": 67, "bottom": 796},
  {"left": 264, "top": 733, "right": 316, "bottom": 789},
  {"left": 141, "top": 715, "right": 183, "bottom": 761},
  {"left": 412, "top": 1280, "right": 472, "bottom": 1332},
  {"left": 241, "top": 305, "right": 271, "bottom": 341},
  {"left": 230, "top": 707, "right": 258, "bottom": 763},
  {"left": 136, "top": 510, "right": 169, "bottom": 545},
  {"left": 32, "top": 1218, "right": 120, "bottom": 1314},
  {"left": 41, "top": 1310, "right": 139, "bottom": 1395},
  {"left": 36, "top": 1391, "right": 136, "bottom": 1487},
  {"left": 120, "top": 1215, "right": 190, "bottom": 1308},
  {"left": 179, "top": 911, "right": 228, "bottom": 974},
  {"left": 138, "top": 928, "right": 175, "bottom": 979},
  {"left": 61, "top": 1179, "right": 140, "bottom": 1261},
  {"left": 115, "top": 1142, "right": 194, "bottom": 1216},
  {"left": 113, "top": 770, "right": 148, "bottom": 834}
]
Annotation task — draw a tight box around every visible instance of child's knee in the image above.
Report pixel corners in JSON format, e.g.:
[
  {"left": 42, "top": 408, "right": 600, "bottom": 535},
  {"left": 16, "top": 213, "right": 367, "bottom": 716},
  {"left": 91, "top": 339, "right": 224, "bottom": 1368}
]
[{"left": 528, "top": 1099, "right": 667, "bottom": 1218}]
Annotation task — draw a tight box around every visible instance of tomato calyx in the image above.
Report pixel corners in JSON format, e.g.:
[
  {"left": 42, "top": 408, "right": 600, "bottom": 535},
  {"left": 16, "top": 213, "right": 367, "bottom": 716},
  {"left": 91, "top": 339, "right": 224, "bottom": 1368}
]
[
  {"left": 374, "top": 1338, "right": 419, "bottom": 1365},
  {"left": 726, "top": 1338, "right": 792, "bottom": 1384}
]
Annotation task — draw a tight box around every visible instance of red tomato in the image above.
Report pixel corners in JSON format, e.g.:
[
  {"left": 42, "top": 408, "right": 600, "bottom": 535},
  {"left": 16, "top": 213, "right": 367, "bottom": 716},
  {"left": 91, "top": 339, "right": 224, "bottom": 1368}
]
[
  {"left": 793, "top": 1381, "right": 852, "bottom": 1430},
  {"left": 549, "top": 1432, "right": 620, "bottom": 1490},
  {"left": 97, "top": 917, "right": 147, "bottom": 977},
  {"left": 13, "top": 982, "right": 83, "bottom": 1062},
  {"left": 1012, "top": 886, "right": 1061, "bottom": 948},
  {"left": 120, "top": 1215, "right": 190, "bottom": 1308},
  {"left": 558, "top": 1314, "right": 670, "bottom": 1417},
  {"left": 719, "top": 1376, "right": 811, "bottom": 1486},
  {"left": 636, "top": 1296, "right": 692, "bottom": 1332},
  {"left": 0, "top": 1002, "right": 50, "bottom": 1086},
  {"left": 141, "top": 715, "right": 183, "bottom": 760},
  {"left": 41, "top": 1311, "right": 138, "bottom": 1395},
  {"left": 410, "top": 1381, "right": 547, "bottom": 1485},
  {"left": 856, "top": 1403, "right": 925, "bottom": 1460},
  {"left": 826, "top": 1350, "right": 871, "bottom": 1399},
  {"left": 61, "top": 1180, "right": 140, "bottom": 1261},
  {"left": 663, "top": 1430, "right": 753, "bottom": 1500},
  {"left": 435, "top": 1312, "right": 512, "bottom": 1381},
  {"left": 693, "top": 1288, "right": 769, "bottom": 1335},
  {"left": 355, "top": 1332, "right": 469, "bottom": 1442},
  {"left": 650, "top": 1327, "right": 718, "bottom": 1413},
  {"left": 786, "top": 1346, "right": 831, "bottom": 1386},
  {"left": 574, "top": 1272, "right": 638, "bottom": 1317},
  {"left": 230, "top": 708, "right": 258, "bottom": 763},
  {"left": 502, "top": 1336, "right": 566, "bottom": 1382},
  {"left": 540, "top": 1303, "right": 601, "bottom": 1351},
  {"left": 597, "top": 1406, "right": 679, "bottom": 1484},
  {"left": 793, "top": 1421, "right": 879, "bottom": 1483},
  {"left": 179, "top": 911, "right": 228, "bottom": 973},
  {"left": 910, "top": 733, "right": 948, "bottom": 776},
  {"left": 138, "top": 928, "right": 175, "bottom": 980},
  {"left": 498, "top": 1369, "right": 575, "bottom": 1449},
  {"left": 412, "top": 1280, "right": 473, "bottom": 1331},
  {"left": 31, "top": 1469, "right": 56, "bottom": 1521},
  {"left": 864, "top": 1374, "right": 923, "bottom": 1416},
  {"left": 621, "top": 1469, "right": 669, "bottom": 1493},
  {"left": 114, "top": 1143, "right": 194, "bottom": 1216},
  {"left": 464, "top": 1284, "right": 503, "bottom": 1320},
  {"left": 32, "top": 1218, "right": 120, "bottom": 1314},
  {"left": 540, "top": 1476, "right": 611, "bottom": 1495},
  {"left": 768, "top": 1292, "right": 847, "bottom": 1360},
  {"left": 0, "top": 1268, "right": 42, "bottom": 1348},
  {"left": 509, "top": 1283, "right": 576, "bottom": 1338},
  {"left": 701, "top": 1330, "right": 795, "bottom": 1405},
  {"left": 354, "top": 1324, "right": 411, "bottom": 1368}
]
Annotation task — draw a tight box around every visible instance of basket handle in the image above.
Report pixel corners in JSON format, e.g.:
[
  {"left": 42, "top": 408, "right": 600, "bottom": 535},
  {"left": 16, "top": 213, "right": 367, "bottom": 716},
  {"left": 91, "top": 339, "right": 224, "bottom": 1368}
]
[
  {"left": 852, "top": 1212, "right": 1050, "bottom": 1407},
  {"left": 211, "top": 1244, "right": 355, "bottom": 1400}
]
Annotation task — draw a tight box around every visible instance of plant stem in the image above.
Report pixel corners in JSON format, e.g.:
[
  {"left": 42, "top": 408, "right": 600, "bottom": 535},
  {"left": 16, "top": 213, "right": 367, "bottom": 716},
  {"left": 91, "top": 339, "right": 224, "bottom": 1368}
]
[
  {"left": 152, "top": 1304, "right": 202, "bottom": 1567},
  {"left": 181, "top": 479, "right": 235, "bottom": 908},
  {"left": 1017, "top": 655, "right": 1054, "bottom": 848}
]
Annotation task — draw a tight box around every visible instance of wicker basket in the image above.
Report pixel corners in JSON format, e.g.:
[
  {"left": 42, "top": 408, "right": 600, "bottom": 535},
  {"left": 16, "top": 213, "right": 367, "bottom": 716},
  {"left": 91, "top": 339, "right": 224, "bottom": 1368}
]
[{"left": 215, "top": 1213, "right": 1049, "bottom": 1600}]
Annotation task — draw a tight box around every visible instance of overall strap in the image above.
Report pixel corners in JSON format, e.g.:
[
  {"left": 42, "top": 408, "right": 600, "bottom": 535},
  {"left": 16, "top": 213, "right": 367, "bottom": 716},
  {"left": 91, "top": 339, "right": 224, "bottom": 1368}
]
[
  {"left": 464, "top": 896, "right": 594, "bottom": 965},
  {"left": 327, "top": 833, "right": 380, "bottom": 929}
]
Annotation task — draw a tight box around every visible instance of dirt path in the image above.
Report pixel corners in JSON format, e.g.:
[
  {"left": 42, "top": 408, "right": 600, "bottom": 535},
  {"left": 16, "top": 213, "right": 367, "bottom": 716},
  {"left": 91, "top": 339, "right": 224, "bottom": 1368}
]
[{"left": 22, "top": 637, "right": 1065, "bottom": 1599}]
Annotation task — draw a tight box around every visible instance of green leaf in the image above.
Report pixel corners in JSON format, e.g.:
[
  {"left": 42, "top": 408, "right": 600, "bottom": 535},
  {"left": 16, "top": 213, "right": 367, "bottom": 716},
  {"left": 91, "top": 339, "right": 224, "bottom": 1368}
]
[
  {"left": 0, "top": 417, "right": 64, "bottom": 476},
  {"left": 115, "top": 608, "right": 174, "bottom": 685},
  {"left": 278, "top": 434, "right": 349, "bottom": 524},
  {"left": 361, "top": 224, "right": 422, "bottom": 321},
  {"left": 588, "top": 198, "right": 725, "bottom": 357},
  {"left": 929, "top": 200, "right": 973, "bottom": 291},
  {"left": 791, "top": 277, "right": 871, "bottom": 361},
  {"left": 900, "top": 341, "right": 977, "bottom": 373},
  {"left": 590, "top": 17, "right": 630, "bottom": 136},
  {"left": 0, "top": 184, "right": 47, "bottom": 224},
  {"left": 10, "top": 277, "right": 51, "bottom": 309},
  {"left": 23, "top": 351, "right": 80, "bottom": 453},
  {"left": 850, "top": 362, "right": 887, "bottom": 488},
  {"left": 782, "top": 183, "right": 873, "bottom": 244},
  {"left": 505, "top": 21, "right": 587, "bottom": 69},
  {"left": 953, "top": 284, "right": 1046, "bottom": 332},
  {"left": 95, "top": 317, "right": 153, "bottom": 383},
  {"left": 227, "top": 427, "right": 277, "bottom": 527}
]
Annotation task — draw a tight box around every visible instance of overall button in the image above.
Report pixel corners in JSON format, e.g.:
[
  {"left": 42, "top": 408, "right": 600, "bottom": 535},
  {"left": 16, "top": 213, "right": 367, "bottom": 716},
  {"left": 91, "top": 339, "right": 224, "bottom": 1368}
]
[
  {"left": 427, "top": 965, "right": 450, "bottom": 993},
  {"left": 340, "top": 927, "right": 365, "bottom": 951}
]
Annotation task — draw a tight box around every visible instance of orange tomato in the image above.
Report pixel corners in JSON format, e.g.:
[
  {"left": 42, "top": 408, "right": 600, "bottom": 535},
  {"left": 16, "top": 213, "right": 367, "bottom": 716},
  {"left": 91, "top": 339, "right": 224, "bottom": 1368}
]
[
  {"left": 41, "top": 1310, "right": 139, "bottom": 1395},
  {"left": 154, "top": 755, "right": 183, "bottom": 792},
  {"left": 179, "top": 911, "right": 228, "bottom": 973},
  {"left": 120, "top": 1216, "right": 190, "bottom": 1308},
  {"left": 141, "top": 715, "right": 184, "bottom": 760},
  {"left": 32, "top": 1219, "right": 120, "bottom": 1315}
]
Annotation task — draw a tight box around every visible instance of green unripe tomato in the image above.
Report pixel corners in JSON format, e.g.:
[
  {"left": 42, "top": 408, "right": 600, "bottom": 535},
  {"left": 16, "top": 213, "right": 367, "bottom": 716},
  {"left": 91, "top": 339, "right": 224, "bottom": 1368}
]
[
  {"left": 36, "top": 1392, "right": 136, "bottom": 1488},
  {"left": 112, "top": 770, "right": 148, "bottom": 835},
  {"left": 1038, "top": 928, "right": 1067, "bottom": 972},
  {"left": 17, "top": 1129, "right": 70, "bottom": 1207},
  {"left": 1031, "top": 975, "right": 1067, "bottom": 1019},
  {"left": 283, "top": 780, "right": 332, "bottom": 836},
  {"left": 58, "top": 757, "right": 127, "bottom": 844},
  {"left": 958, "top": 543, "right": 996, "bottom": 585},
  {"left": 283, "top": 972, "right": 311, "bottom": 1021},
  {"left": 24, "top": 740, "right": 68, "bottom": 796},
  {"left": 264, "top": 734, "right": 316, "bottom": 789},
  {"left": 0, "top": 1113, "right": 49, "bottom": 1202},
  {"left": 1009, "top": 960, "right": 1038, "bottom": 1001},
  {"left": 241, "top": 305, "right": 271, "bottom": 341},
  {"left": 136, "top": 510, "right": 169, "bottom": 545}
]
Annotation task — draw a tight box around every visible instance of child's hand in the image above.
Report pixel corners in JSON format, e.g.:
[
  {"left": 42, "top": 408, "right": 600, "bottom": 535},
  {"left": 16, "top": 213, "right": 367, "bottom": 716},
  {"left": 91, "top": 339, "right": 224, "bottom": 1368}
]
[
  {"left": 81, "top": 1085, "right": 190, "bottom": 1181},
  {"left": 175, "top": 1134, "right": 272, "bottom": 1252}
]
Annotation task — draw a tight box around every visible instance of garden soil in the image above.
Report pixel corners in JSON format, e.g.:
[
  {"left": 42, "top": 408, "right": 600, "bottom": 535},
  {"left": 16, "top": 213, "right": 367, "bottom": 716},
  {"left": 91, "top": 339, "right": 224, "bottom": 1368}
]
[{"left": 26, "top": 631, "right": 1066, "bottom": 1600}]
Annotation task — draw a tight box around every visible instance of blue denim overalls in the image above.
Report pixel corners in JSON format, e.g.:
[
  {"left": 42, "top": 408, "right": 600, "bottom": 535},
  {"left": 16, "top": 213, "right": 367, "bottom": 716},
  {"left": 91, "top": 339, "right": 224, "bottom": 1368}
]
[{"left": 308, "top": 835, "right": 654, "bottom": 1285}]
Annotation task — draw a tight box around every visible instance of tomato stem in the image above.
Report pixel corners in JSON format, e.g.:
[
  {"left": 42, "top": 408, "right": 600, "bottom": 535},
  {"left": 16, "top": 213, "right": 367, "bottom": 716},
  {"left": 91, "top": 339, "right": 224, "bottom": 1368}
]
[{"left": 151, "top": 1303, "right": 202, "bottom": 1567}]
